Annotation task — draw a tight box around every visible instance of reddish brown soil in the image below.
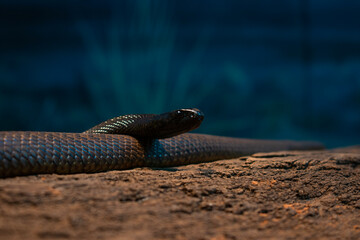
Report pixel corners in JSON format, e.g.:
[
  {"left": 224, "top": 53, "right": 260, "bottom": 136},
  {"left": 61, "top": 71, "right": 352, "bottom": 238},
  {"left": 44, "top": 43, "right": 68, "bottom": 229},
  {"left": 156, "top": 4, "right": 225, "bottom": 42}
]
[{"left": 0, "top": 146, "right": 360, "bottom": 240}]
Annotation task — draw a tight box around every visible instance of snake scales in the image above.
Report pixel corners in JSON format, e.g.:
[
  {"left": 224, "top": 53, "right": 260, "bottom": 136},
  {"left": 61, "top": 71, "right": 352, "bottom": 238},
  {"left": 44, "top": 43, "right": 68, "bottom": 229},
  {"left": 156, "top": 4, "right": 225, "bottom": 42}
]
[{"left": 0, "top": 109, "right": 324, "bottom": 178}]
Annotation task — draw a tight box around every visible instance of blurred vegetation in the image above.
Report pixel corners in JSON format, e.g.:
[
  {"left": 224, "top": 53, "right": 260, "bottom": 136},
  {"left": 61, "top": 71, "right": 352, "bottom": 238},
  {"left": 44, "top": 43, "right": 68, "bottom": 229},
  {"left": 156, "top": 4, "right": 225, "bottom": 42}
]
[
  {"left": 77, "top": 0, "right": 253, "bottom": 134},
  {"left": 79, "top": 1, "right": 207, "bottom": 115}
]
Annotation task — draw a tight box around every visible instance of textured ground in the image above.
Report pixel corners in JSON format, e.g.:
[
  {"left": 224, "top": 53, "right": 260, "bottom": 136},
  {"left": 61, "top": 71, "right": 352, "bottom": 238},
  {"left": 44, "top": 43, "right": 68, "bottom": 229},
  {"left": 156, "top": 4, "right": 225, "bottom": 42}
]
[{"left": 0, "top": 146, "right": 360, "bottom": 240}]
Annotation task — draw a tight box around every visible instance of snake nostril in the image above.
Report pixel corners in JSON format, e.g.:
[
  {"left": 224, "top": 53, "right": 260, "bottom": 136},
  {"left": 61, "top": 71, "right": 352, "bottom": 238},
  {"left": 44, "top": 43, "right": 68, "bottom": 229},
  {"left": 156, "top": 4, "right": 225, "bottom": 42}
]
[{"left": 197, "top": 112, "right": 204, "bottom": 120}]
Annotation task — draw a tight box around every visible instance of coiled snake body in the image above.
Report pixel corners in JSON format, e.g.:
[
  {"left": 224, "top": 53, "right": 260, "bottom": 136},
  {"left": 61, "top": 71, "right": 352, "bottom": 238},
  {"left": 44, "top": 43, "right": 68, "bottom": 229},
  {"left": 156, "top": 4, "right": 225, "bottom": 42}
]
[{"left": 0, "top": 109, "right": 324, "bottom": 178}]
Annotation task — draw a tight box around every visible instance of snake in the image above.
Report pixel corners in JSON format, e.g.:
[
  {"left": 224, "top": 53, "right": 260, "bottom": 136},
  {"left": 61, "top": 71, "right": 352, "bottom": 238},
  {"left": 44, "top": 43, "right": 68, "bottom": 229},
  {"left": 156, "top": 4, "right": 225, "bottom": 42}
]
[{"left": 0, "top": 108, "right": 324, "bottom": 178}]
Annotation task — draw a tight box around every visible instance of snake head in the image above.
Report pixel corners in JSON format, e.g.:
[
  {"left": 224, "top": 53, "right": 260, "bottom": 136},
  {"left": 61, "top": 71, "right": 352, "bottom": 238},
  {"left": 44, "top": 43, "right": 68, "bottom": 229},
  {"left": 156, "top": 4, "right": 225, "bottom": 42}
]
[
  {"left": 84, "top": 108, "right": 204, "bottom": 139},
  {"left": 174, "top": 108, "right": 204, "bottom": 127},
  {"left": 154, "top": 108, "right": 204, "bottom": 138}
]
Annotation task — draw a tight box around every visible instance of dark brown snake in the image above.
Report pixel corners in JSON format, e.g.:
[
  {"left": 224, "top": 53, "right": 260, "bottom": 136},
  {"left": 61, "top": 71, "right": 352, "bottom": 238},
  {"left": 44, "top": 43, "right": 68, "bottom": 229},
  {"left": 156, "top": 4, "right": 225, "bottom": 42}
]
[{"left": 0, "top": 109, "right": 324, "bottom": 178}]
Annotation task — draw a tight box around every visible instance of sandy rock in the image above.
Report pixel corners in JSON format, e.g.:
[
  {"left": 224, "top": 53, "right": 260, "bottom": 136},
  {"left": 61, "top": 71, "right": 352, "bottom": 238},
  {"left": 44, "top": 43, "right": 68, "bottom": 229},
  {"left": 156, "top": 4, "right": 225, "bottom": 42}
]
[{"left": 0, "top": 146, "right": 359, "bottom": 239}]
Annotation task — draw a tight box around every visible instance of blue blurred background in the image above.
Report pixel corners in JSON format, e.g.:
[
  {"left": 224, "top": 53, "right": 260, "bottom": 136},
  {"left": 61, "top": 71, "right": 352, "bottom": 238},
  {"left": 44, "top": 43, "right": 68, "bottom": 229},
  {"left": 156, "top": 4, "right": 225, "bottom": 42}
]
[{"left": 0, "top": 0, "right": 359, "bottom": 147}]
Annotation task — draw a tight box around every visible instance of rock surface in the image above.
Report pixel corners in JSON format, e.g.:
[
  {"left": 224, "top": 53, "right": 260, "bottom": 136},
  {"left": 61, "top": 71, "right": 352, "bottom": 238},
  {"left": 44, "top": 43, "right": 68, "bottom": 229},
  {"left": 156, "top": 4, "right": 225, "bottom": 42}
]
[{"left": 0, "top": 146, "right": 360, "bottom": 240}]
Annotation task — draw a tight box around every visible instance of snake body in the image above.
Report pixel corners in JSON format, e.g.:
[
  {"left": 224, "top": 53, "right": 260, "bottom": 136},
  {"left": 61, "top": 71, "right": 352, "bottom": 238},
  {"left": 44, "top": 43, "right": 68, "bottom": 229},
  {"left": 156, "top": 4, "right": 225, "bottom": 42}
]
[{"left": 0, "top": 109, "right": 324, "bottom": 178}]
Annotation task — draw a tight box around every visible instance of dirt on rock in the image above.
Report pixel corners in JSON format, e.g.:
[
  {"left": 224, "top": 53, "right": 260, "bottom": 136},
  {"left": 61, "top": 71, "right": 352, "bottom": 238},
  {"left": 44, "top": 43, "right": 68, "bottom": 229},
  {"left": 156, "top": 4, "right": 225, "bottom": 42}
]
[{"left": 0, "top": 146, "right": 360, "bottom": 240}]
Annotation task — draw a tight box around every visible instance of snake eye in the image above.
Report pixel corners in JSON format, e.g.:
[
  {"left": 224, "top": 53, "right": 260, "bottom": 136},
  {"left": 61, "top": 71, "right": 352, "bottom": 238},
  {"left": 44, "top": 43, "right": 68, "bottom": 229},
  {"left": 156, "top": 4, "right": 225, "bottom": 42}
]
[{"left": 177, "top": 110, "right": 181, "bottom": 114}]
